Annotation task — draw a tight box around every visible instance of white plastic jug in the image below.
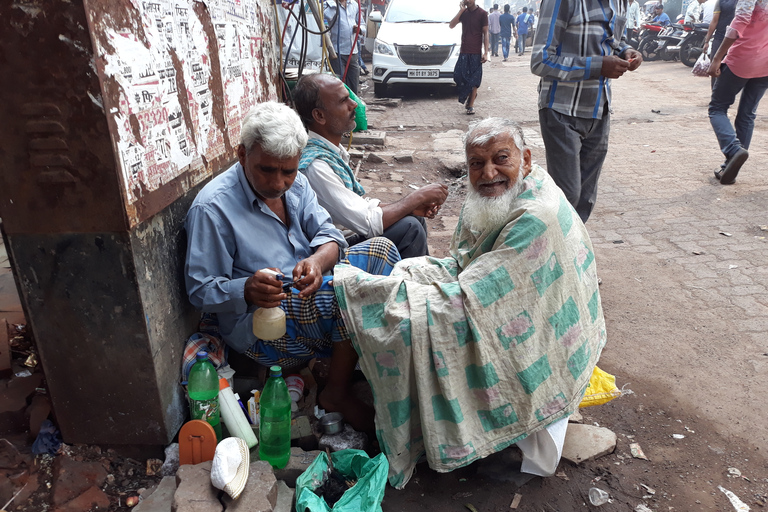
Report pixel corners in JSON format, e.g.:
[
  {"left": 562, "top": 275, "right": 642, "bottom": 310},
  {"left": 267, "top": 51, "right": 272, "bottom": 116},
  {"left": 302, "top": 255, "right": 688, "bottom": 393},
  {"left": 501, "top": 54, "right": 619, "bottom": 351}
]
[{"left": 252, "top": 269, "right": 287, "bottom": 341}]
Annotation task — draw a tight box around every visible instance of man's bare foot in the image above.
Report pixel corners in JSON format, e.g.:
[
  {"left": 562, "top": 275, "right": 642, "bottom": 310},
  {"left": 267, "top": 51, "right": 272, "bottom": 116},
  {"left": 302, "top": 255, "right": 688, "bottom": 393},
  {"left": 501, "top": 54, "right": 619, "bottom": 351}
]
[{"left": 319, "top": 385, "right": 375, "bottom": 435}]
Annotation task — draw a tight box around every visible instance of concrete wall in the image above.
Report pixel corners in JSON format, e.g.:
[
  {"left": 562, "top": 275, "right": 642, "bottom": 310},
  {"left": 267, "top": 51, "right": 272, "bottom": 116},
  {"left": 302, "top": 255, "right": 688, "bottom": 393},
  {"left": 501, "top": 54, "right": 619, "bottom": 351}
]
[{"left": 0, "top": 0, "right": 280, "bottom": 445}]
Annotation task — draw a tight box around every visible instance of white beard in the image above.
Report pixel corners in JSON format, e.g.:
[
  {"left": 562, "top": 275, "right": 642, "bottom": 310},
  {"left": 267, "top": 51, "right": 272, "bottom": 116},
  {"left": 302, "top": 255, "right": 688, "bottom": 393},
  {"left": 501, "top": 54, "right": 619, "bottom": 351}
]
[{"left": 462, "top": 178, "right": 526, "bottom": 233}]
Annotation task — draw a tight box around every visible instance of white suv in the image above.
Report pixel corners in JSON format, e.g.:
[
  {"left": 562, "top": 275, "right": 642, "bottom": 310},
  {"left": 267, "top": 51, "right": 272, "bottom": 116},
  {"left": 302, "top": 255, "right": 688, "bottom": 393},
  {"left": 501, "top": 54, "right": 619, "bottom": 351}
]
[{"left": 370, "top": 0, "right": 462, "bottom": 97}]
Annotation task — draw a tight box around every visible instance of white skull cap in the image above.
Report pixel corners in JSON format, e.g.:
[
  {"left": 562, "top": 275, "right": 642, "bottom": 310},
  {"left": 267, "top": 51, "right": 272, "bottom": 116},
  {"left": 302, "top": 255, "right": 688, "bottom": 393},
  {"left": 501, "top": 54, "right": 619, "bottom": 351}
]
[{"left": 210, "top": 437, "right": 250, "bottom": 499}]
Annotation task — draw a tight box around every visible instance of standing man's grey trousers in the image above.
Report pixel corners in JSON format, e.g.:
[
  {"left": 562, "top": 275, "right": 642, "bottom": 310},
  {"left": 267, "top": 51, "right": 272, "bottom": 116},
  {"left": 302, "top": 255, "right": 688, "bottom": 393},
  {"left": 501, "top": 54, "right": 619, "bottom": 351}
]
[{"left": 538, "top": 108, "right": 611, "bottom": 223}]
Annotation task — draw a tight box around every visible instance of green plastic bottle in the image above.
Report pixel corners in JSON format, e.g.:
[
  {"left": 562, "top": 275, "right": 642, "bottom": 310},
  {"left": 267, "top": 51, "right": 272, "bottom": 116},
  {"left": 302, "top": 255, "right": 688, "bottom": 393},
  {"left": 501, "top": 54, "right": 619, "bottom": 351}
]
[
  {"left": 187, "top": 351, "right": 222, "bottom": 442},
  {"left": 259, "top": 365, "right": 291, "bottom": 469}
]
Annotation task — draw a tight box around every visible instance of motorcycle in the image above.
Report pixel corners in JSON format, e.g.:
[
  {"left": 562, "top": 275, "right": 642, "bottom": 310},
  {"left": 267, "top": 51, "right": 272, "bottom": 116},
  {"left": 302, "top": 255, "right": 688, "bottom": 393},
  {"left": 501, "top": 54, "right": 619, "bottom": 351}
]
[
  {"left": 672, "top": 23, "right": 709, "bottom": 67},
  {"left": 637, "top": 22, "right": 665, "bottom": 61},
  {"left": 642, "top": 18, "right": 687, "bottom": 61}
]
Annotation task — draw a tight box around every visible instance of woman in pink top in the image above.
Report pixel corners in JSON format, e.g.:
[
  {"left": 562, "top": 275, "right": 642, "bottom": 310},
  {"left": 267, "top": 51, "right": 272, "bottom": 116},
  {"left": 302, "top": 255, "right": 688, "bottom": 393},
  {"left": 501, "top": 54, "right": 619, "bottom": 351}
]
[{"left": 707, "top": 0, "right": 768, "bottom": 184}]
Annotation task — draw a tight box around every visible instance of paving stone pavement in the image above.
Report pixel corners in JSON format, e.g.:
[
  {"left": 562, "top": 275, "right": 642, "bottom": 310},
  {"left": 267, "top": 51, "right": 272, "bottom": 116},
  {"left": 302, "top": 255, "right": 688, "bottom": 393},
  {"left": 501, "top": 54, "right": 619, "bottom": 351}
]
[{"left": 361, "top": 57, "right": 768, "bottom": 448}]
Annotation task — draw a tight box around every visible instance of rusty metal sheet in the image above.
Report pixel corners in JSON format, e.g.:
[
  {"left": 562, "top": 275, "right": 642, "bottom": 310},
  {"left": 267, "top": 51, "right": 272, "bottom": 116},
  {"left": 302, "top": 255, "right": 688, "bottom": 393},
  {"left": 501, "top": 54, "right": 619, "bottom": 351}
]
[{"left": 85, "top": 0, "right": 281, "bottom": 226}]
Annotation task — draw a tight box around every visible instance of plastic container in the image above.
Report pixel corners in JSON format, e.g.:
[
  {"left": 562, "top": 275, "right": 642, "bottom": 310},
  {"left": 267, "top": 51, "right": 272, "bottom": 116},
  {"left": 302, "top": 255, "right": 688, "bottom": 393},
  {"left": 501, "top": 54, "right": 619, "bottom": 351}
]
[
  {"left": 218, "top": 378, "right": 258, "bottom": 449},
  {"left": 259, "top": 365, "right": 291, "bottom": 469},
  {"left": 588, "top": 487, "right": 610, "bottom": 506},
  {"left": 188, "top": 351, "right": 222, "bottom": 442},
  {"left": 252, "top": 269, "right": 286, "bottom": 341},
  {"left": 248, "top": 390, "right": 261, "bottom": 426},
  {"left": 285, "top": 374, "right": 305, "bottom": 402}
]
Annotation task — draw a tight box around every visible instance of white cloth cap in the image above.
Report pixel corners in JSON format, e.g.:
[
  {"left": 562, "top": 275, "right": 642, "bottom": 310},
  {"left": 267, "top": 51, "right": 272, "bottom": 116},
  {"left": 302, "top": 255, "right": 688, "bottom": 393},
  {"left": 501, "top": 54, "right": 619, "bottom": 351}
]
[{"left": 210, "top": 437, "right": 250, "bottom": 499}]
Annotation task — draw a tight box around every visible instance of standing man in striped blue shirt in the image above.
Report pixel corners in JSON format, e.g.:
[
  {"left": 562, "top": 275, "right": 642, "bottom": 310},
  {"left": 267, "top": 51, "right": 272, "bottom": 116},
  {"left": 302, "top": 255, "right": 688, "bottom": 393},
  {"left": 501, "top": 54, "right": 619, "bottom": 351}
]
[{"left": 531, "top": 0, "right": 643, "bottom": 222}]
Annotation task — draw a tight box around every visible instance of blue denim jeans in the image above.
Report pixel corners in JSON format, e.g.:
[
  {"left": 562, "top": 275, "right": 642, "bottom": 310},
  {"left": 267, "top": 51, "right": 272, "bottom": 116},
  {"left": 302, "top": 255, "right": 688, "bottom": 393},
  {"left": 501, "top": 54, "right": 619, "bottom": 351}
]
[
  {"left": 490, "top": 32, "right": 500, "bottom": 55},
  {"left": 501, "top": 36, "right": 512, "bottom": 58},
  {"left": 517, "top": 33, "right": 527, "bottom": 54},
  {"left": 708, "top": 64, "right": 768, "bottom": 160}
]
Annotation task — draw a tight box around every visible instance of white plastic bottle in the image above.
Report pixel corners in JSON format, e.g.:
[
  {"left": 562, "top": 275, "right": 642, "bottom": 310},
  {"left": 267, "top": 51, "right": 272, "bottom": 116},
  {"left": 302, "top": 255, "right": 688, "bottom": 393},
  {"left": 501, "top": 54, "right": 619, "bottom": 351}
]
[
  {"left": 218, "top": 378, "right": 258, "bottom": 449},
  {"left": 252, "top": 269, "right": 287, "bottom": 341}
]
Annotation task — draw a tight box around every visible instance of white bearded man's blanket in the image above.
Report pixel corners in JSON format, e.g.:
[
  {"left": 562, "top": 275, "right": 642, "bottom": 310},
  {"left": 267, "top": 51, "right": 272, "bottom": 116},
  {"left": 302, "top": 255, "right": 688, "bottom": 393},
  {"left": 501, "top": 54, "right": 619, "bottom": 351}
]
[{"left": 333, "top": 165, "right": 607, "bottom": 488}]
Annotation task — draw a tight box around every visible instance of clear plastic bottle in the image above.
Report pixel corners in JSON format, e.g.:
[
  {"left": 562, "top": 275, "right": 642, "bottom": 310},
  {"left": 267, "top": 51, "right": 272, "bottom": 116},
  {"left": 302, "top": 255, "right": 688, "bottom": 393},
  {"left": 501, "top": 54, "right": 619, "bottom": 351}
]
[
  {"left": 258, "top": 365, "right": 291, "bottom": 469},
  {"left": 187, "top": 351, "right": 222, "bottom": 441}
]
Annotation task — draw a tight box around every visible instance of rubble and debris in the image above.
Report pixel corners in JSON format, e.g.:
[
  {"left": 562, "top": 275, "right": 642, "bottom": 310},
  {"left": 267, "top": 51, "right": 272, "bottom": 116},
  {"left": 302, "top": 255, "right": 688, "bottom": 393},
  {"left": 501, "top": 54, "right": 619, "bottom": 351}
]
[
  {"left": 630, "top": 443, "right": 649, "bottom": 460},
  {"left": 509, "top": 493, "right": 523, "bottom": 509},
  {"left": 728, "top": 467, "right": 742, "bottom": 478},
  {"left": 672, "top": 434, "right": 685, "bottom": 439},
  {"left": 588, "top": 487, "right": 610, "bottom": 506}
]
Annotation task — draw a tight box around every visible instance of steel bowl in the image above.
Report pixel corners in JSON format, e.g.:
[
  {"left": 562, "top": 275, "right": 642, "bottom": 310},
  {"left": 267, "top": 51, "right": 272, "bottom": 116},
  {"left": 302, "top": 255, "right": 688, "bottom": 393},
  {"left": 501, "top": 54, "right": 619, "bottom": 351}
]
[{"left": 320, "top": 412, "right": 344, "bottom": 435}]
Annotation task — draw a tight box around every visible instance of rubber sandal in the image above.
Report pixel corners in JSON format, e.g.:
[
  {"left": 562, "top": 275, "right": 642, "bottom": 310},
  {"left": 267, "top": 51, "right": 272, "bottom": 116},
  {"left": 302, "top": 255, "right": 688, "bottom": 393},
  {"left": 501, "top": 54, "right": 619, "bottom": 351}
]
[{"left": 466, "top": 107, "right": 475, "bottom": 115}]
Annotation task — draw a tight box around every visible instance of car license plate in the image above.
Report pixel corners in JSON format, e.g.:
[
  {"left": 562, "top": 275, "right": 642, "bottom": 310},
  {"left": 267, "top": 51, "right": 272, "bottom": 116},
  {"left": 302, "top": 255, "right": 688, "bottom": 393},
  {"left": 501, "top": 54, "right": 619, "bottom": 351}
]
[{"left": 407, "top": 69, "right": 439, "bottom": 78}]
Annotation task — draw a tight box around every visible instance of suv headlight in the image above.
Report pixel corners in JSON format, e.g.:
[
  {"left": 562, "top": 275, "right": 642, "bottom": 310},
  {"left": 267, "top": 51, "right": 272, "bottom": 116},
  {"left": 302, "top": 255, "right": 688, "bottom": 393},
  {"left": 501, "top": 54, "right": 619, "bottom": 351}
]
[{"left": 375, "top": 40, "right": 395, "bottom": 56}]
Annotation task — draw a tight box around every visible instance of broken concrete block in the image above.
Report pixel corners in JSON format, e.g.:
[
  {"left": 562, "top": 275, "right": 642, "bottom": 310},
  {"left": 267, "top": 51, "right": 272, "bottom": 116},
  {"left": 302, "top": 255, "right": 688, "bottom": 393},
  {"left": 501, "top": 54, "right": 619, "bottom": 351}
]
[
  {"left": 389, "top": 173, "right": 404, "bottom": 182},
  {"left": 290, "top": 416, "right": 317, "bottom": 451},
  {"left": 569, "top": 410, "right": 584, "bottom": 423},
  {"left": 319, "top": 425, "right": 368, "bottom": 452},
  {"left": 135, "top": 476, "right": 177, "bottom": 512},
  {"left": 273, "top": 447, "right": 322, "bottom": 488},
  {"left": 561, "top": 424, "right": 617, "bottom": 464},
  {"left": 223, "top": 461, "right": 277, "bottom": 512},
  {"left": 393, "top": 152, "right": 414, "bottom": 163},
  {"left": 366, "top": 153, "right": 390, "bottom": 164},
  {"left": 174, "top": 461, "right": 222, "bottom": 512},
  {"left": 438, "top": 154, "right": 467, "bottom": 177},
  {"left": 52, "top": 457, "right": 108, "bottom": 507},
  {"left": 348, "top": 149, "right": 364, "bottom": 159},
  {"left": 343, "top": 131, "right": 386, "bottom": 146},
  {"left": 275, "top": 481, "right": 295, "bottom": 512}
]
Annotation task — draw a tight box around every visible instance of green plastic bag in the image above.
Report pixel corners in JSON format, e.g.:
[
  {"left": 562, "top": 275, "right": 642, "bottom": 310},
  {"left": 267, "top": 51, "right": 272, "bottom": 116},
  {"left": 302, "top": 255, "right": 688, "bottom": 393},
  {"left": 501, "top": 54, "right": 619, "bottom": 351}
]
[
  {"left": 295, "top": 449, "right": 388, "bottom": 512},
  {"left": 344, "top": 84, "right": 368, "bottom": 132}
]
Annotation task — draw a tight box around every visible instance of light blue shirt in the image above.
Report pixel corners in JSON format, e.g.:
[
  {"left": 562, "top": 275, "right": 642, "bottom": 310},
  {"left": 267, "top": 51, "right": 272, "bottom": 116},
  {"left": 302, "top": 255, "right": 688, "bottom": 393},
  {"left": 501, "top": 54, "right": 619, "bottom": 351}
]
[
  {"left": 184, "top": 162, "right": 347, "bottom": 351},
  {"left": 324, "top": 0, "right": 361, "bottom": 56}
]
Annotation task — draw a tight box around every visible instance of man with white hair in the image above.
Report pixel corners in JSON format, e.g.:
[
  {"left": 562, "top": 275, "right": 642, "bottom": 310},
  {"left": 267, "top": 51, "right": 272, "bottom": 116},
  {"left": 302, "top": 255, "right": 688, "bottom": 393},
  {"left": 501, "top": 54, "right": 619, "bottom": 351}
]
[
  {"left": 184, "top": 101, "right": 400, "bottom": 430},
  {"left": 331, "top": 118, "right": 607, "bottom": 488}
]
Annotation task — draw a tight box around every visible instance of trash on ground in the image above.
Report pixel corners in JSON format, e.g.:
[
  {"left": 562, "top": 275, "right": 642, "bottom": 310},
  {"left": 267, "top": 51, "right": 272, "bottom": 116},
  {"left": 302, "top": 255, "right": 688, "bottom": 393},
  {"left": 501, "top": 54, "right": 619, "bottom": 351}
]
[
  {"left": 640, "top": 483, "right": 656, "bottom": 495},
  {"left": 125, "top": 495, "right": 140, "bottom": 507},
  {"left": 509, "top": 493, "right": 523, "bottom": 509},
  {"left": 589, "top": 487, "right": 611, "bottom": 506},
  {"left": 630, "top": 443, "right": 649, "bottom": 460},
  {"left": 635, "top": 504, "right": 653, "bottom": 512},
  {"left": 727, "top": 467, "right": 742, "bottom": 478},
  {"left": 693, "top": 250, "right": 704, "bottom": 255},
  {"left": 555, "top": 471, "right": 569, "bottom": 481},
  {"left": 464, "top": 504, "right": 479, "bottom": 512},
  {"left": 720, "top": 232, "right": 733, "bottom": 237},
  {"left": 718, "top": 485, "right": 751, "bottom": 511},
  {"left": 672, "top": 434, "right": 685, "bottom": 439}
]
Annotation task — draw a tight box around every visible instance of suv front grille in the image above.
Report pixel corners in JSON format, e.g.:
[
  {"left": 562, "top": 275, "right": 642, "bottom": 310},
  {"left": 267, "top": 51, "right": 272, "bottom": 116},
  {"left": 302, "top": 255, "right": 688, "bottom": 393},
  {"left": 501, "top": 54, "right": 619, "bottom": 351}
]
[{"left": 395, "top": 45, "right": 454, "bottom": 66}]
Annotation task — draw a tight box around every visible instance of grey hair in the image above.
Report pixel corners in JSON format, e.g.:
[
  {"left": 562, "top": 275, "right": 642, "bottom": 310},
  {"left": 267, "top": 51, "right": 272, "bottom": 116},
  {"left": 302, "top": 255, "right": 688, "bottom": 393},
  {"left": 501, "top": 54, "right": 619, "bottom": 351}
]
[
  {"left": 463, "top": 118, "right": 526, "bottom": 154},
  {"left": 240, "top": 101, "right": 308, "bottom": 158}
]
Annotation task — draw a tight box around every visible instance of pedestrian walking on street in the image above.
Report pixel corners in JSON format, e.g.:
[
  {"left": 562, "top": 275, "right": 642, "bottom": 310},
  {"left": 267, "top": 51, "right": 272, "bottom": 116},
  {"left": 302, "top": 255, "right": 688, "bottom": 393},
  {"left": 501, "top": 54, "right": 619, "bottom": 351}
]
[
  {"left": 707, "top": 0, "right": 768, "bottom": 185},
  {"left": 531, "top": 0, "right": 643, "bottom": 222},
  {"left": 515, "top": 7, "right": 533, "bottom": 55},
  {"left": 627, "top": 0, "right": 642, "bottom": 42},
  {"left": 499, "top": 5, "right": 516, "bottom": 61},
  {"left": 450, "top": 0, "right": 490, "bottom": 115},
  {"left": 489, "top": 4, "right": 502, "bottom": 57}
]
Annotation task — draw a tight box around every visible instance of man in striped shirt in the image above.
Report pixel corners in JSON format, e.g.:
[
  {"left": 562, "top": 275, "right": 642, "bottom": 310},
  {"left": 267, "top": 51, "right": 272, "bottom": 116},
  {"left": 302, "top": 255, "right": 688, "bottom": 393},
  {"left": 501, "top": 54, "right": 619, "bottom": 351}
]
[{"left": 531, "top": 0, "right": 643, "bottom": 222}]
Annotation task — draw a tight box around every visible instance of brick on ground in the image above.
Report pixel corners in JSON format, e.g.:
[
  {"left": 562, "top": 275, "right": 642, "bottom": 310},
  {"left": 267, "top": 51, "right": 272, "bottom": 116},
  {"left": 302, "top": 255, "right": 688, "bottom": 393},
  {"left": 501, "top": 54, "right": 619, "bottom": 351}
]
[
  {"left": 52, "top": 456, "right": 108, "bottom": 507},
  {"left": 174, "top": 461, "right": 223, "bottom": 512},
  {"left": 222, "top": 460, "right": 277, "bottom": 512},
  {"left": 273, "top": 447, "right": 322, "bottom": 488},
  {"left": 134, "top": 475, "right": 176, "bottom": 512},
  {"left": 274, "top": 481, "right": 294, "bottom": 512}
]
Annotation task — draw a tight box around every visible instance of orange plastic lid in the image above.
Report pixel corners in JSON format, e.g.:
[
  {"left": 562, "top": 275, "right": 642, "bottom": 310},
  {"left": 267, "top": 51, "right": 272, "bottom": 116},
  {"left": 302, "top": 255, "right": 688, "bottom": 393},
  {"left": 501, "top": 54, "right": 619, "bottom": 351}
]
[{"left": 219, "top": 377, "right": 230, "bottom": 390}]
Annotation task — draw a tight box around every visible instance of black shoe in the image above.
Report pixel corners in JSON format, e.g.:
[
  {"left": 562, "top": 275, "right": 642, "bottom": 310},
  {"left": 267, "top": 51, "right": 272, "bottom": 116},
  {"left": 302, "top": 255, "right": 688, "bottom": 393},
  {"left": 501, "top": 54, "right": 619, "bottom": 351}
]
[
  {"left": 361, "top": 68, "right": 370, "bottom": 75},
  {"left": 717, "top": 148, "right": 749, "bottom": 184}
]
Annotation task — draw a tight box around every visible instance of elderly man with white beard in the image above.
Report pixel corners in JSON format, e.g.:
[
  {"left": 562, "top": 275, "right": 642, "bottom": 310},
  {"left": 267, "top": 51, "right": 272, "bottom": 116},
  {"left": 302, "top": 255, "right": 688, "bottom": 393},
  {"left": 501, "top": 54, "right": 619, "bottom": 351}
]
[{"left": 331, "top": 118, "right": 607, "bottom": 489}]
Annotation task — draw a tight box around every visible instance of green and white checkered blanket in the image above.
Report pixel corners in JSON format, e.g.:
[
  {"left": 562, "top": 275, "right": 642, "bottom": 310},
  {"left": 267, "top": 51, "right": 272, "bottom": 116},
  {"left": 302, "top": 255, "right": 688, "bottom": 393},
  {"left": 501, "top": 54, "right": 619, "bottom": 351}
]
[{"left": 333, "top": 165, "right": 606, "bottom": 488}]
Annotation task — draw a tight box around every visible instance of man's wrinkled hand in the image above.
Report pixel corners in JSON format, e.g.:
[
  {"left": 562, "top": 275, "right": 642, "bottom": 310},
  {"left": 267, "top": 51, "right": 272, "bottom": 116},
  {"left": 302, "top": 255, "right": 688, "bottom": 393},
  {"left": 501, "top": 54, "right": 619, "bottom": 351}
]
[
  {"left": 601, "top": 55, "right": 630, "bottom": 78},
  {"left": 624, "top": 49, "right": 643, "bottom": 71},
  {"left": 245, "top": 268, "right": 286, "bottom": 308},
  {"left": 417, "top": 183, "right": 449, "bottom": 207},
  {"left": 292, "top": 258, "right": 323, "bottom": 298}
]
